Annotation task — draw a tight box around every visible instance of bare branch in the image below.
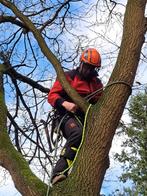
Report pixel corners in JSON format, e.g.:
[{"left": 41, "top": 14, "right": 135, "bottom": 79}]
[
  {"left": 0, "top": 15, "right": 29, "bottom": 32},
  {"left": 4, "top": 62, "right": 49, "bottom": 93},
  {"left": 7, "top": 110, "right": 52, "bottom": 164},
  {"left": 0, "top": 0, "right": 88, "bottom": 112},
  {"left": 40, "top": 0, "right": 71, "bottom": 32}
]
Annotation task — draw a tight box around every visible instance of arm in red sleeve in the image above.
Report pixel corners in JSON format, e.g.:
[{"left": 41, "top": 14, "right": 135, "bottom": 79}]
[
  {"left": 48, "top": 79, "right": 65, "bottom": 107},
  {"left": 48, "top": 73, "right": 73, "bottom": 108}
]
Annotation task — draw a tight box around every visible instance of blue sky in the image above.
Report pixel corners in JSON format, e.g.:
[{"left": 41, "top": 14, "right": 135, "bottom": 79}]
[
  {"left": 0, "top": 165, "right": 126, "bottom": 196},
  {"left": 0, "top": 0, "right": 147, "bottom": 195},
  {"left": 0, "top": 133, "right": 133, "bottom": 196}
]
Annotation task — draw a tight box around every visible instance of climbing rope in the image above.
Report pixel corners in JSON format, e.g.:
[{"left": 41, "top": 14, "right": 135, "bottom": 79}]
[
  {"left": 46, "top": 80, "right": 132, "bottom": 195},
  {"left": 86, "top": 80, "right": 132, "bottom": 101},
  {"left": 59, "top": 104, "right": 92, "bottom": 176},
  {"left": 46, "top": 104, "right": 91, "bottom": 196}
]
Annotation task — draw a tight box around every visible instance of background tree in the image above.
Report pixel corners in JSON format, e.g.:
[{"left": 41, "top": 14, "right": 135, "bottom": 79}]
[
  {"left": 0, "top": 0, "right": 146, "bottom": 195},
  {"left": 115, "top": 89, "right": 147, "bottom": 195}
]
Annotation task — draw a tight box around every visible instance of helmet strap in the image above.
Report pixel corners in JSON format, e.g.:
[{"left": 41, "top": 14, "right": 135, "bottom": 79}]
[
  {"left": 79, "top": 62, "right": 84, "bottom": 74},
  {"left": 78, "top": 62, "right": 98, "bottom": 80}
]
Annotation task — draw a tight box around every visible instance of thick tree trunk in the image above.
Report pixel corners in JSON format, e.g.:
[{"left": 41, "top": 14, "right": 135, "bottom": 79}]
[
  {"left": 0, "top": 0, "right": 146, "bottom": 196},
  {"left": 49, "top": 0, "right": 147, "bottom": 195}
]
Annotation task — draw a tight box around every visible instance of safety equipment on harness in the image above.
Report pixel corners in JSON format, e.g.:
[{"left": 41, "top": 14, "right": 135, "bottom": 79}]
[{"left": 80, "top": 48, "right": 101, "bottom": 67}]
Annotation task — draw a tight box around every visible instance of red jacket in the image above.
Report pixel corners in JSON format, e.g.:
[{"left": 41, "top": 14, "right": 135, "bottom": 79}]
[{"left": 48, "top": 69, "right": 103, "bottom": 115}]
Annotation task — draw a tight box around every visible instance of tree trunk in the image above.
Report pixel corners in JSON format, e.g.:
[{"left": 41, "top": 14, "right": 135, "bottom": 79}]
[
  {"left": 0, "top": 0, "right": 146, "bottom": 195},
  {"left": 0, "top": 70, "right": 47, "bottom": 196},
  {"left": 49, "top": 0, "right": 147, "bottom": 195}
]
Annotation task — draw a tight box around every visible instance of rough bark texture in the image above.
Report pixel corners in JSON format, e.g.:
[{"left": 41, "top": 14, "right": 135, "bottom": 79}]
[
  {"left": 0, "top": 135, "right": 47, "bottom": 196},
  {"left": 0, "top": 0, "right": 146, "bottom": 195},
  {"left": 0, "top": 70, "right": 47, "bottom": 196},
  {"left": 49, "top": 0, "right": 147, "bottom": 195}
]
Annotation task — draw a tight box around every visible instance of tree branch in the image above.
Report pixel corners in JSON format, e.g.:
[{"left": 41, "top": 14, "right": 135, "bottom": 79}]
[
  {"left": 40, "top": 0, "right": 71, "bottom": 32},
  {"left": 0, "top": 67, "right": 47, "bottom": 196},
  {"left": 0, "top": 0, "right": 88, "bottom": 113},
  {"left": 3, "top": 62, "right": 49, "bottom": 93},
  {"left": 0, "top": 15, "right": 29, "bottom": 32},
  {"left": 7, "top": 111, "right": 52, "bottom": 163}
]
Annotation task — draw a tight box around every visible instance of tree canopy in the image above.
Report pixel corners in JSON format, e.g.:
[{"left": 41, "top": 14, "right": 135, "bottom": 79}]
[{"left": 115, "top": 90, "right": 147, "bottom": 195}]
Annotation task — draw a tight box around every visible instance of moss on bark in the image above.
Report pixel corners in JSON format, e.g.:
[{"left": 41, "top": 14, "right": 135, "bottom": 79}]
[{"left": 0, "top": 70, "right": 47, "bottom": 196}]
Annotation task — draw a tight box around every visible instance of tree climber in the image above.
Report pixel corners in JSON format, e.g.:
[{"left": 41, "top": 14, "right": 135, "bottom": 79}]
[{"left": 48, "top": 48, "right": 103, "bottom": 185}]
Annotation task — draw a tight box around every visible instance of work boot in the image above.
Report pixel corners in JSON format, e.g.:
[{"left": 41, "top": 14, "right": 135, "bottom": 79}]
[{"left": 52, "top": 174, "right": 66, "bottom": 185}]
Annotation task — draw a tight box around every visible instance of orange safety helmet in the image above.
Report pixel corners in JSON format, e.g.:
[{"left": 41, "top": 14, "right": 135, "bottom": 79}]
[{"left": 80, "top": 48, "right": 101, "bottom": 67}]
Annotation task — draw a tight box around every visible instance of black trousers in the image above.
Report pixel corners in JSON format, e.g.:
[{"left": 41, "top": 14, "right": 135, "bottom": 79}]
[{"left": 52, "top": 116, "right": 83, "bottom": 177}]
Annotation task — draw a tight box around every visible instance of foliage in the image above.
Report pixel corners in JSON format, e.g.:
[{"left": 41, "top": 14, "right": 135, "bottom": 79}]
[
  {"left": 115, "top": 90, "right": 147, "bottom": 195},
  {"left": 0, "top": 0, "right": 146, "bottom": 195}
]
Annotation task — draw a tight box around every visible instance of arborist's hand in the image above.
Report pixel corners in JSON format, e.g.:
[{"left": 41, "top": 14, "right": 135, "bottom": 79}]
[{"left": 62, "top": 101, "right": 78, "bottom": 113}]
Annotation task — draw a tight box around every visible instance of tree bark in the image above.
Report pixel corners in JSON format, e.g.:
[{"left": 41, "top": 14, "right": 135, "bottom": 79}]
[
  {"left": 0, "top": 0, "right": 146, "bottom": 195},
  {"left": 0, "top": 0, "right": 88, "bottom": 113},
  {"left": 0, "top": 68, "right": 47, "bottom": 196},
  {"left": 49, "top": 0, "right": 147, "bottom": 195}
]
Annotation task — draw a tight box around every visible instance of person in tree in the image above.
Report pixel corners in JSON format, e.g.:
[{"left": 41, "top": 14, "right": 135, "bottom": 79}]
[{"left": 48, "top": 48, "right": 103, "bottom": 185}]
